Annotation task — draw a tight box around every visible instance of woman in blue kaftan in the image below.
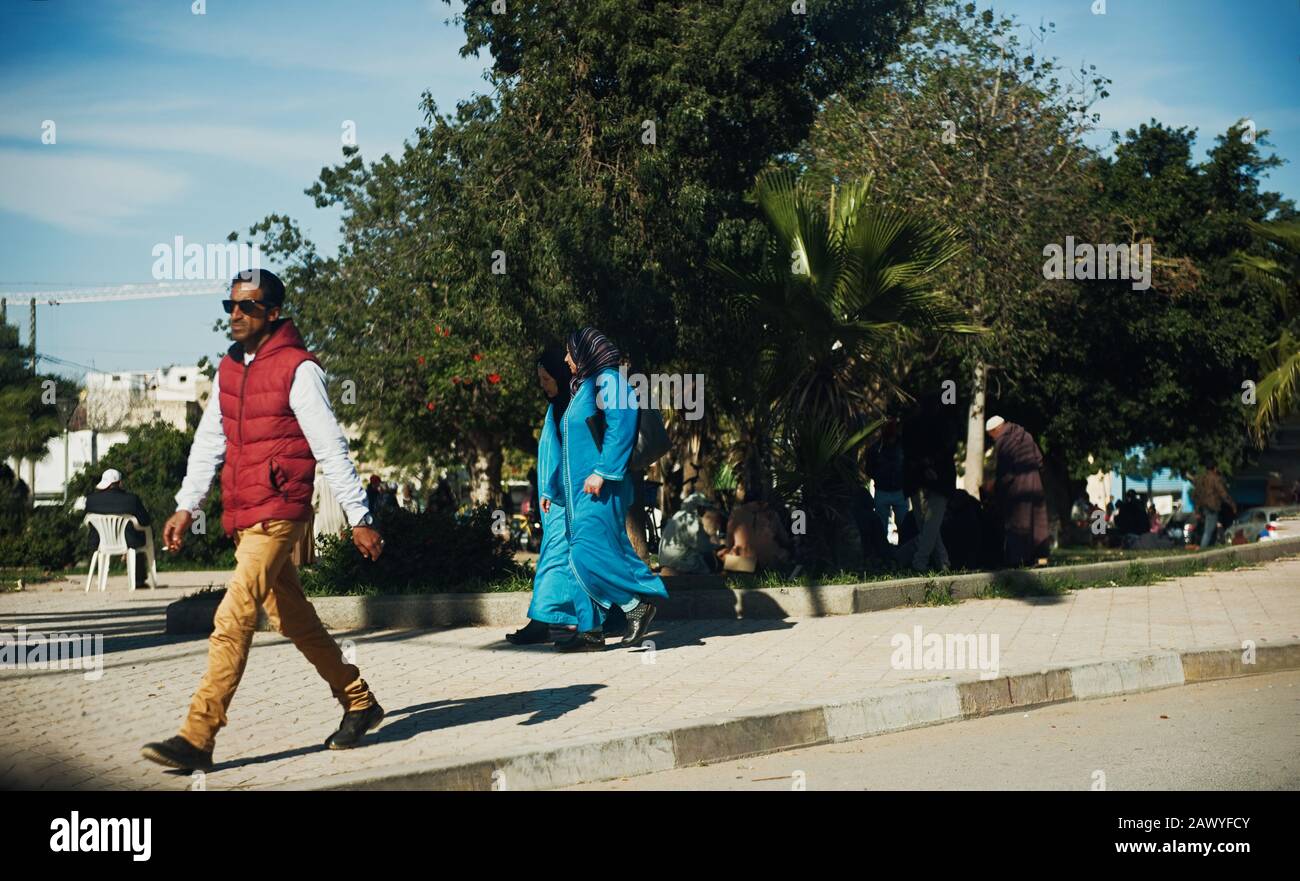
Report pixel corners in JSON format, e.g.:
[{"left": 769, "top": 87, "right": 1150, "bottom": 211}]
[
  {"left": 547, "top": 328, "right": 668, "bottom": 652},
  {"left": 506, "top": 347, "right": 580, "bottom": 645}
]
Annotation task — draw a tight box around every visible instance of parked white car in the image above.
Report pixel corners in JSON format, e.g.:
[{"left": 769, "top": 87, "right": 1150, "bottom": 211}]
[{"left": 1223, "top": 506, "right": 1300, "bottom": 544}]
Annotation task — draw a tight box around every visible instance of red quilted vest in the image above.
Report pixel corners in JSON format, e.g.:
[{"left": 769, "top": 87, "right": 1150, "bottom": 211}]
[{"left": 217, "top": 319, "right": 319, "bottom": 535}]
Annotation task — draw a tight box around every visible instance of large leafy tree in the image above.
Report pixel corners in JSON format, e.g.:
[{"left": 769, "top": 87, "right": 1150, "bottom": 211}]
[
  {"left": 992, "top": 121, "right": 1292, "bottom": 524},
  {"left": 245, "top": 0, "right": 922, "bottom": 506},
  {"left": 796, "top": 0, "right": 1108, "bottom": 492}
]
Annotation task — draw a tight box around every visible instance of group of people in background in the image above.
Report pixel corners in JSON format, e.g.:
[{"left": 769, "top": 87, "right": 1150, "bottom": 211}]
[
  {"left": 862, "top": 408, "right": 1051, "bottom": 573},
  {"left": 362, "top": 475, "right": 455, "bottom": 517},
  {"left": 1076, "top": 463, "right": 1240, "bottom": 550}
]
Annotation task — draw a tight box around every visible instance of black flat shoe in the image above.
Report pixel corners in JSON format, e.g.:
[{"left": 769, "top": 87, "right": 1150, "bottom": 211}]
[
  {"left": 325, "top": 701, "right": 385, "bottom": 749},
  {"left": 621, "top": 601, "right": 658, "bottom": 647},
  {"left": 141, "top": 736, "right": 213, "bottom": 772},
  {"left": 554, "top": 630, "right": 605, "bottom": 652},
  {"left": 506, "top": 619, "right": 551, "bottom": 645},
  {"left": 603, "top": 605, "right": 627, "bottom": 636}
]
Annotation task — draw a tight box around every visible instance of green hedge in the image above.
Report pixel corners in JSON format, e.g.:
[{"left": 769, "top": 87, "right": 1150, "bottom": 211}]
[
  {"left": 301, "top": 505, "right": 528, "bottom": 596},
  {"left": 0, "top": 507, "right": 83, "bottom": 569}
]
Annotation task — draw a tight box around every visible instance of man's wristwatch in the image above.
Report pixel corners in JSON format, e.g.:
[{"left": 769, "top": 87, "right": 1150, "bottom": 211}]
[{"left": 356, "top": 513, "right": 374, "bottom": 528}]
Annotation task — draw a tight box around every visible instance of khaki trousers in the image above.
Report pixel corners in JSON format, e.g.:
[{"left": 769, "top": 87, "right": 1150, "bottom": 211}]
[{"left": 179, "top": 519, "right": 373, "bottom": 752}]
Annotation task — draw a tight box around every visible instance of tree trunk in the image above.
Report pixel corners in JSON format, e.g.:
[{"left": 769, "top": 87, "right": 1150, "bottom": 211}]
[
  {"left": 468, "top": 434, "right": 503, "bottom": 508},
  {"left": 682, "top": 432, "right": 714, "bottom": 500},
  {"left": 962, "top": 361, "right": 987, "bottom": 495}
]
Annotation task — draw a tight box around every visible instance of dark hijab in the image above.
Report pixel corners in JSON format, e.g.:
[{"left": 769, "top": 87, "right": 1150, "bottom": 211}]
[
  {"left": 537, "top": 345, "right": 573, "bottom": 428},
  {"left": 566, "top": 327, "right": 622, "bottom": 395}
]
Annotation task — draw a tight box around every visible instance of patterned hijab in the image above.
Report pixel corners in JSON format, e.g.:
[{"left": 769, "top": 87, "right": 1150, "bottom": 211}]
[{"left": 566, "top": 327, "right": 622, "bottom": 395}]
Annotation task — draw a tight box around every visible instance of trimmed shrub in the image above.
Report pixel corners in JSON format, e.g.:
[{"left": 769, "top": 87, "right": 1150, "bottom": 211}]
[
  {"left": 300, "top": 505, "right": 528, "bottom": 596},
  {"left": 0, "top": 507, "right": 83, "bottom": 569}
]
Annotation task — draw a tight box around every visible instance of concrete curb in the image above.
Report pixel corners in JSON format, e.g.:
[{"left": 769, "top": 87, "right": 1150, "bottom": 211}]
[
  {"left": 167, "top": 536, "right": 1300, "bottom": 635},
  {"left": 253, "top": 641, "right": 1300, "bottom": 791}
]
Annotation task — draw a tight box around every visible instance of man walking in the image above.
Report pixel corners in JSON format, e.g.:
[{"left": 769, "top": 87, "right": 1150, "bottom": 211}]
[
  {"left": 1191, "top": 464, "right": 1234, "bottom": 548},
  {"left": 141, "top": 269, "right": 385, "bottom": 773},
  {"left": 84, "top": 469, "right": 153, "bottom": 588},
  {"left": 867, "top": 418, "right": 908, "bottom": 544},
  {"left": 898, "top": 396, "right": 957, "bottom": 572}
]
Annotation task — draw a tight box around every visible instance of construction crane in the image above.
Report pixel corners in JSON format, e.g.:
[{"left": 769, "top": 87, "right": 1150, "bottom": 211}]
[
  {"left": 0, "top": 280, "right": 228, "bottom": 372},
  {"left": 0, "top": 281, "right": 229, "bottom": 498}
]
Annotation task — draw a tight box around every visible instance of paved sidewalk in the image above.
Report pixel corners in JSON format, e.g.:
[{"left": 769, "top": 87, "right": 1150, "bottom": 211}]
[{"left": 2, "top": 558, "right": 1298, "bottom": 790}]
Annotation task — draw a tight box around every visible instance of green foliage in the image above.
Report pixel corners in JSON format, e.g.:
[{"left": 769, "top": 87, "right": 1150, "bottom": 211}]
[
  {"left": 238, "top": 0, "right": 921, "bottom": 502},
  {"left": 712, "top": 168, "right": 971, "bottom": 567},
  {"left": 0, "top": 322, "right": 76, "bottom": 463},
  {"left": 1009, "top": 121, "right": 1292, "bottom": 477},
  {"left": 798, "top": 0, "right": 1106, "bottom": 388},
  {"left": 1235, "top": 219, "right": 1300, "bottom": 441},
  {"left": 797, "top": 0, "right": 1293, "bottom": 485},
  {"left": 300, "top": 505, "right": 525, "bottom": 595},
  {"left": 0, "top": 464, "right": 29, "bottom": 535},
  {"left": 65, "top": 422, "right": 234, "bottom": 565},
  {"left": 0, "top": 506, "right": 82, "bottom": 569},
  {"left": 712, "top": 168, "right": 976, "bottom": 425}
]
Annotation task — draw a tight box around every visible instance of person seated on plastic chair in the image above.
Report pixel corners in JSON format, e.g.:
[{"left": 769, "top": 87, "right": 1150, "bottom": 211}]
[{"left": 85, "top": 469, "right": 152, "bottom": 587}]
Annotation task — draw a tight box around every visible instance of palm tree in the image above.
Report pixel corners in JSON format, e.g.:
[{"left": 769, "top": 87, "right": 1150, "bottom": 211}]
[
  {"left": 772, "top": 409, "right": 883, "bottom": 568},
  {"left": 709, "top": 170, "right": 980, "bottom": 569},
  {"left": 1235, "top": 219, "right": 1300, "bottom": 443},
  {"left": 710, "top": 168, "right": 981, "bottom": 429}
]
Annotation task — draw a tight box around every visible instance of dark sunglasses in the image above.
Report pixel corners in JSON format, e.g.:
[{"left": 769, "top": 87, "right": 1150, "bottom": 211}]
[{"left": 223, "top": 298, "right": 272, "bottom": 316}]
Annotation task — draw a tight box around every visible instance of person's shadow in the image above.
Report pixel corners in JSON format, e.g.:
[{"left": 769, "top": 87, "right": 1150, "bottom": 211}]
[
  {"left": 200, "top": 683, "right": 605, "bottom": 775},
  {"left": 375, "top": 683, "right": 605, "bottom": 737}
]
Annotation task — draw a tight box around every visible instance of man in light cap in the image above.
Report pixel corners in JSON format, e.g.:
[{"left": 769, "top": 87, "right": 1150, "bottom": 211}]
[
  {"left": 84, "top": 468, "right": 153, "bottom": 587},
  {"left": 985, "top": 415, "right": 1050, "bottom": 566}
]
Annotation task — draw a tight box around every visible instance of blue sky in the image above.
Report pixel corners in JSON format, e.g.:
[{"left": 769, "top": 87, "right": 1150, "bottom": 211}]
[{"left": 1, "top": 0, "right": 1297, "bottom": 377}]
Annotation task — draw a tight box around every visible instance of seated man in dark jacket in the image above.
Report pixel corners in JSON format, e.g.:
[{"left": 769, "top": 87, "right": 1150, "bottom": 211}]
[{"left": 85, "top": 469, "right": 153, "bottom": 587}]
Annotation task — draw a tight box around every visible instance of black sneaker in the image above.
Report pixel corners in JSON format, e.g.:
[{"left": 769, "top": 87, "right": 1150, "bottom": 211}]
[
  {"left": 325, "top": 701, "right": 385, "bottom": 750},
  {"left": 621, "top": 601, "right": 658, "bottom": 647},
  {"left": 554, "top": 630, "right": 605, "bottom": 652},
  {"left": 141, "top": 736, "right": 213, "bottom": 772}
]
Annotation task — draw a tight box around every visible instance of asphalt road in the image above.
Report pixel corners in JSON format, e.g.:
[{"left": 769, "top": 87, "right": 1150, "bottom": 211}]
[{"left": 566, "top": 670, "right": 1300, "bottom": 790}]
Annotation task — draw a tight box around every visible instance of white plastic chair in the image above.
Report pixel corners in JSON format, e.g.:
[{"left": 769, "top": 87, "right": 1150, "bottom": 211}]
[{"left": 84, "top": 514, "right": 158, "bottom": 592}]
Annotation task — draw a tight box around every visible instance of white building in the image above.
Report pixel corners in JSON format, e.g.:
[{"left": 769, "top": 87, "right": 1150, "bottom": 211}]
[
  {"left": 84, "top": 365, "right": 212, "bottom": 432},
  {"left": 6, "top": 365, "right": 211, "bottom": 503}
]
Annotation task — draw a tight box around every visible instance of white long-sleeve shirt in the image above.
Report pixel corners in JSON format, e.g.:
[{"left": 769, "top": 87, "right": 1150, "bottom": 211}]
[{"left": 175, "top": 354, "right": 371, "bottom": 526}]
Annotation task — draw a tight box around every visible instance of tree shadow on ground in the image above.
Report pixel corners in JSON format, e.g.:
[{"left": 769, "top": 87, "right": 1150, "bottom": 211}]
[
  {"left": 625, "top": 616, "right": 796, "bottom": 651},
  {"left": 984, "top": 569, "right": 1070, "bottom": 604}
]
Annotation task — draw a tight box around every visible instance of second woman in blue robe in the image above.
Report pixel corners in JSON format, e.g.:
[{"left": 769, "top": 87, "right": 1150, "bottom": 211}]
[
  {"left": 547, "top": 328, "right": 668, "bottom": 652},
  {"left": 507, "top": 348, "right": 580, "bottom": 644}
]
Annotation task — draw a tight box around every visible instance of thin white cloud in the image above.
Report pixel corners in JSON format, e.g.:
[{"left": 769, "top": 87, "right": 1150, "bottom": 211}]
[
  {"left": 0, "top": 148, "right": 190, "bottom": 235},
  {"left": 0, "top": 117, "right": 342, "bottom": 173}
]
